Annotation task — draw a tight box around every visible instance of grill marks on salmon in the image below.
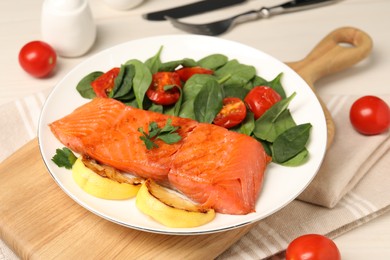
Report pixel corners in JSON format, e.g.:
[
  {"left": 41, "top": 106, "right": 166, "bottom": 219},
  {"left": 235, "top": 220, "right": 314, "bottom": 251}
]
[
  {"left": 168, "top": 124, "right": 266, "bottom": 214},
  {"left": 49, "top": 98, "right": 269, "bottom": 214}
]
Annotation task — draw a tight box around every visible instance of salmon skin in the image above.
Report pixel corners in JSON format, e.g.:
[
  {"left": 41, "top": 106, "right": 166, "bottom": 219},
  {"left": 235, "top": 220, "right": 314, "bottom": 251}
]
[{"left": 49, "top": 98, "right": 269, "bottom": 215}]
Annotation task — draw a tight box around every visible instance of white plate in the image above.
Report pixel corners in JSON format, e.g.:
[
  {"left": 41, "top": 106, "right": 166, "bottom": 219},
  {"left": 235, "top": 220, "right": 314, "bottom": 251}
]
[{"left": 38, "top": 35, "right": 327, "bottom": 235}]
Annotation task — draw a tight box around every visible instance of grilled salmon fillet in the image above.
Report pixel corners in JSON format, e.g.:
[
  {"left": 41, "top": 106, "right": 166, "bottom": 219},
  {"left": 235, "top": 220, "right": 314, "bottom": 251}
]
[{"left": 49, "top": 98, "right": 269, "bottom": 214}]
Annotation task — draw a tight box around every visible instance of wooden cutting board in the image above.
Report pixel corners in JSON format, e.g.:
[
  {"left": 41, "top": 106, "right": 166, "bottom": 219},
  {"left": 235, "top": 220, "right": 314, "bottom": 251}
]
[{"left": 0, "top": 27, "right": 372, "bottom": 259}]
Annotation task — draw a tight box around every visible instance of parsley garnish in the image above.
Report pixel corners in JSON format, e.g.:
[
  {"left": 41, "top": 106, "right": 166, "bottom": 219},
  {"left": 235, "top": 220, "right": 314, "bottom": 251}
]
[
  {"left": 138, "top": 118, "right": 182, "bottom": 150},
  {"left": 51, "top": 147, "right": 77, "bottom": 169}
]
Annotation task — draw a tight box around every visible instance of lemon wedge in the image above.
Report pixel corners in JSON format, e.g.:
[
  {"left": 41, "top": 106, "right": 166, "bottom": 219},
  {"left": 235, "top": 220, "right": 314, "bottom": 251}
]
[
  {"left": 136, "top": 179, "right": 215, "bottom": 228},
  {"left": 72, "top": 157, "right": 142, "bottom": 200}
]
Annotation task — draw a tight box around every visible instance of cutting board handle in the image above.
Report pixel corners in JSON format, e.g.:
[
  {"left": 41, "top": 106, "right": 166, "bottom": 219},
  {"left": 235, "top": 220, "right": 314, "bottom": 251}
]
[
  {"left": 288, "top": 27, "right": 373, "bottom": 86},
  {"left": 287, "top": 27, "right": 373, "bottom": 148}
]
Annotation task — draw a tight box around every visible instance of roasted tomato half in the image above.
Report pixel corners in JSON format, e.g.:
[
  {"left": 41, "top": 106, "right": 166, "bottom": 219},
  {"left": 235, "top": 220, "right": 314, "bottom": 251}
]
[
  {"left": 176, "top": 66, "right": 213, "bottom": 82},
  {"left": 91, "top": 67, "right": 120, "bottom": 98},
  {"left": 146, "top": 71, "right": 182, "bottom": 105},
  {"left": 244, "top": 86, "right": 282, "bottom": 120},
  {"left": 213, "top": 97, "right": 247, "bottom": 129}
]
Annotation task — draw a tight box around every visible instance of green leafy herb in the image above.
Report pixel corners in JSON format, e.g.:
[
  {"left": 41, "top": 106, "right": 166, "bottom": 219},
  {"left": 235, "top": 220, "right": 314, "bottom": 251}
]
[
  {"left": 234, "top": 111, "right": 255, "bottom": 136},
  {"left": 164, "top": 86, "right": 183, "bottom": 117},
  {"left": 268, "top": 73, "right": 286, "bottom": 99},
  {"left": 251, "top": 73, "right": 286, "bottom": 99},
  {"left": 76, "top": 71, "right": 103, "bottom": 99},
  {"left": 273, "top": 123, "right": 312, "bottom": 163},
  {"left": 148, "top": 103, "right": 164, "bottom": 113},
  {"left": 138, "top": 118, "right": 182, "bottom": 150},
  {"left": 159, "top": 58, "right": 197, "bottom": 72},
  {"left": 223, "top": 84, "right": 250, "bottom": 100},
  {"left": 253, "top": 92, "right": 297, "bottom": 142},
  {"left": 125, "top": 59, "right": 152, "bottom": 109},
  {"left": 193, "top": 77, "right": 223, "bottom": 123},
  {"left": 214, "top": 59, "right": 256, "bottom": 87},
  {"left": 178, "top": 74, "right": 216, "bottom": 119},
  {"left": 197, "top": 54, "right": 228, "bottom": 70},
  {"left": 145, "top": 46, "right": 163, "bottom": 74},
  {"left": 52, "top": 147, "right": 77, "bottom": 169},
  {"left": 280, "top": 148, "right": 309, "bottom": 166},
  {"left": 110, "top": 64, "right": 135, "bottom": 101}
]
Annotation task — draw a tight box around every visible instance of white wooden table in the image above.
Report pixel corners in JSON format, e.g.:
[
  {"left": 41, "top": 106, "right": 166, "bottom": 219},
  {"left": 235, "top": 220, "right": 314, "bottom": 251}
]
[{"left": 1, "top": 0, "right": 389, "bottom": 258}]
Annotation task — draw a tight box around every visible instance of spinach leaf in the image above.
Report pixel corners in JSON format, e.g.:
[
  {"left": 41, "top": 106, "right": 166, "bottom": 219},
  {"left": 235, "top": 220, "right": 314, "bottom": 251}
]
[
  {"left": 250, "top": 73, "right": 286, "bottom": 98},
  {"left": 268, "top": 73, "right": 286, "bottom": 99},
  {"left": 234, "top": 111, "right": 255, "bottom": 136},
  {"left": 193, "top": 78, "right": 223, "bottom": 123},
  {"left": 76, "top": 71, "right": 102, "bottom": 99},
  {"left": 148, "top": 103, "right": 163, "bottom": 113},
  {"left": 109, "top": 64, "right": 135, "bottom": 101},
  {"left": 159, "top": 58, "right": 197, "bottom": 71},
  {"left": 223, "top": 85, "right": 250, "bottom": 100},
  {"left": 164, "top": 87, "right": 183, "bottom": 117},
  {"left": 178, "top": 74, "right": 216, "bottom": 119},
  {"left": 259, "top": 139, "right": 272, "bottom": 157},
  {"left": 182, "top": 74, "right": 215, "bottom": 101},
  {"left": 251, "top": 75, "right": 269, "bottom": 87},
  {"left": 145, "top": 46, "right": 163, "bottom": 74},
  {"left": 124, "top": 99, "right": 138, "bottom": 108},
  {"left": 125, "top": 59, "right": 152, "bottom": 109},
  {"left": 280, "top": 148, "right": 309, "bottom": 166},
  {"left": 214, "top": 59, "right": 256, "bottom": 87},
  {"left": 253, "top": 93, "right": 296, "bottom": 142},
  {"left": 178, "top": 100, "right": 196, "bottom": 119},
  {"left": 273, "top": 123, "right": 312, "bottom": 163},
  {"left": 197, "top": 54, "right": 228, "bottom": 70}
]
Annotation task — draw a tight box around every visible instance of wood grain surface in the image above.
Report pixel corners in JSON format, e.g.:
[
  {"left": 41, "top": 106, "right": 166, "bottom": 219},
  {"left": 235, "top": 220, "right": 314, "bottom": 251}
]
[{"left": 0, "top": 27, "right": 372, "bottom": 259}]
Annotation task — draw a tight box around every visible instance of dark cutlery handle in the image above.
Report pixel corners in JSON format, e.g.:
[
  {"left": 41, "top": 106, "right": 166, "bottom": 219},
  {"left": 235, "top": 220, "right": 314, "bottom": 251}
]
[
  {"left": 281, "top": 0, "right": 336, "bottom": 11},
  {"left": 144, "top": 0, "right": 247, "bottom": 21}
]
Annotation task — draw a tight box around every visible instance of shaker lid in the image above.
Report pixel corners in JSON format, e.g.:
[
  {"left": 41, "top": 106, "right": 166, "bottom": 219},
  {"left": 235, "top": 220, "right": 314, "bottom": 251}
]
[{"left": 43, "top": 0, "right": 86, "bottom": 13}]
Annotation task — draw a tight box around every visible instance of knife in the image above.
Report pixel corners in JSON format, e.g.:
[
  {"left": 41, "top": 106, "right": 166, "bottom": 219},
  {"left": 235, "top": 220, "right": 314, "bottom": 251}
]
[{"left": 143, "top": 0, "right": 247, "bottom": 21}]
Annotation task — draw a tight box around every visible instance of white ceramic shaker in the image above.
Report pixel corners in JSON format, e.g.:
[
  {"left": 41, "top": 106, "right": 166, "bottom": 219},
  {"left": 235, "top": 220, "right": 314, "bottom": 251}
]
[{"left": 41, "top": 0, "right": 96, "bottom": 57}]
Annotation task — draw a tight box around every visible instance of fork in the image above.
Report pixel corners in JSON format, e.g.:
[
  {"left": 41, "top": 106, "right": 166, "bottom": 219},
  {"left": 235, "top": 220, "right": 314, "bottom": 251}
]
[{"left": 165, "top": 0, "right": 336, "bottom": 36}]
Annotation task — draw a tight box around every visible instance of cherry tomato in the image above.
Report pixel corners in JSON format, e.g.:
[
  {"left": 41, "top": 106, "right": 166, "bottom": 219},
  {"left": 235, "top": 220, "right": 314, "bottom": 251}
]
[
  {"left": 213, "top": 97, "right": 247, "bottom": 129},
  {"left": 349, "top": 95, "right": 390, "bottom": 135},
  {"left": 176, "top": 66, "right": 213, "bottom": 82},
  {"left": 91, "top": 67, "right": 120, "bottom": 98},
  {"left": 18, "top": 41, "right": 57, "bottom": 78},
  {"left": 146, "top": 72, "right": 182, "bottom": 105},
  {"left": 286, "top": 234, "right": 341, "bottom": 260},
  {"left": 244, "top": 86, "right": 282, "bottom": 120}
]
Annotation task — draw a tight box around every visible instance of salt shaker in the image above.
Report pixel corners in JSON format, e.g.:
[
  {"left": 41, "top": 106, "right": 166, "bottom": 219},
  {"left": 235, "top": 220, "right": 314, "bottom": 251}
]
[{"left": 41, "top": 0, "right": 96, "bottom": 57}]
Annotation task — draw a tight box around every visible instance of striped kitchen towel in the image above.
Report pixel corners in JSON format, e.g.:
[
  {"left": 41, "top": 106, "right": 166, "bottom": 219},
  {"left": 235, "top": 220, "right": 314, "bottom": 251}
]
[{"left": 219, "top": 95, "right": 390, "bottom": 259}]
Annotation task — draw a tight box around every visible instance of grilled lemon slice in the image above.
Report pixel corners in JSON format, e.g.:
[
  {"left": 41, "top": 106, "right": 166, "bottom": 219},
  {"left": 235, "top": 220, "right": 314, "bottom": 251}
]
[
  {"left": 72, "top": 157, "right": 142, "bottom": 200},
  {"left": 136, "top": 179, "right": 215, "bottom": 228}
]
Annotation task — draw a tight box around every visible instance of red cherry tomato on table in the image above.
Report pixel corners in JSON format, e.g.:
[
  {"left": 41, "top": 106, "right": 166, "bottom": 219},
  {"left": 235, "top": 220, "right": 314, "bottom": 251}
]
[
  {"left": 286, "top": 234, "right": 341, "bottom": 260},
  {"left": 244, "top": 86, "right": 282, "bottom": 120},
  {"left": 146, "top": 72, "right": 182, "bottom": 105},
  {"left": 213, "top": 97, "right": 247, "bottom": 129},
  {"left": 91, "top": 67, "right": 120, "bottom": 98},
  {"left": 18, "top": 41, "right": 57, "bottom": 78},
  {"left": 176, "top": 66, "right": 213, "bottom": 82},
  {"left": 349, "top": 95, "right": 390, "bottom": 135}
]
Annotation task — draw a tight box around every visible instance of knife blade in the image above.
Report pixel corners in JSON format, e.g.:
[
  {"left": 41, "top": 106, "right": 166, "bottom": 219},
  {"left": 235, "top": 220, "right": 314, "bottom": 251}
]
[{"left": 143, "top": 0, "right": 247, "bottom": 21}]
